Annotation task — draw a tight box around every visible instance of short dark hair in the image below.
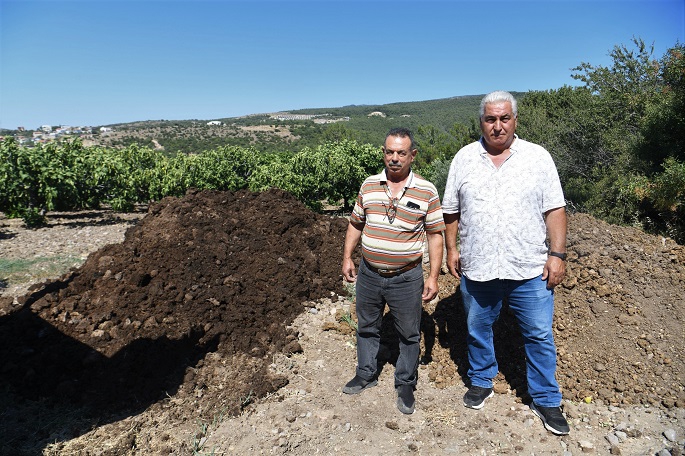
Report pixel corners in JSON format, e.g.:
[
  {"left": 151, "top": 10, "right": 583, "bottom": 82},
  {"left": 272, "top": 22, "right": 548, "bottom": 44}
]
[{"left": 385, "top": 127, "right": 416, "bottom": 150}]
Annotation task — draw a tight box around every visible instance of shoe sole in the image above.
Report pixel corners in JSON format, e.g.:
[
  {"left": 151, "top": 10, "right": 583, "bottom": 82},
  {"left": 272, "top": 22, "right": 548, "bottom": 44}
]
[
  {"left": 342, "top": 379, "right": 377, "bottom": 395},
  {"left": 530, "top": 404, "right": 570, "bottom": 435},
  {"left": 396, "top": 398, "right": 415, "bottom": 415},
  {"left": 463, "top": 390, "right": 494, "bottom": 410}
]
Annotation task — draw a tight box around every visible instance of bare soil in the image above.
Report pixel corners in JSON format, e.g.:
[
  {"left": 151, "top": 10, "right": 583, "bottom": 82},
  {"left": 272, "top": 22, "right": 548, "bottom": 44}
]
[{"left": 0, "top": 189, "right": 683, "bottom": 456}]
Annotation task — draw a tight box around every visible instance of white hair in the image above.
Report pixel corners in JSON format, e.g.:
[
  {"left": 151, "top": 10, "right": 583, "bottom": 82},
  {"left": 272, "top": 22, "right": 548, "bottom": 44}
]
[{"left": 480, "top": 91, "right": 518, "bottom": 117}]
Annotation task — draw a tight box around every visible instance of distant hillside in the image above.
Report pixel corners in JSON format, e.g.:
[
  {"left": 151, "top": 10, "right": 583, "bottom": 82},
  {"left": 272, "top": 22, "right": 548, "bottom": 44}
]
[
  {"left": 3, "top": 93, "right": 528, "bottom": 154},
  {"left": 289, "top": 94, "right": 485, "bottom": 128},
  {"left": 83, "top": 94, "right": 497, "bottom": 154}
]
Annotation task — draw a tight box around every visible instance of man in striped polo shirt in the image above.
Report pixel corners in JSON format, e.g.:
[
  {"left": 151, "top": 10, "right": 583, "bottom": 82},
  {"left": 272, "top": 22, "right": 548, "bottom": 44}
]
[{"left": 341, "top": 127, "right": 445, "bottom": 415}]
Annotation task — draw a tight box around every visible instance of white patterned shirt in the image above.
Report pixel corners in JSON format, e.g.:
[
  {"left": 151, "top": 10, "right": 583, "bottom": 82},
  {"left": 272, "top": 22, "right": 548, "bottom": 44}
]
[{"left": 442, "top": 136, "right": 566, "bottom": 281}]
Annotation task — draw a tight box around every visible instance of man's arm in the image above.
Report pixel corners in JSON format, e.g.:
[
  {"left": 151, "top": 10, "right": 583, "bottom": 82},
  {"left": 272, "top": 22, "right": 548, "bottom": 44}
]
[
  {"left": 342, "top": 220, "right": 364, "bottom": 282},
  {"left": 542, "top": 206, "right": 567, "bottom": 288},
  {"left": 443, "top": 212, "right": 461, "bottom": 278},
  {"left": 422, "top": 231, "right": 444, "bottom": 302}
]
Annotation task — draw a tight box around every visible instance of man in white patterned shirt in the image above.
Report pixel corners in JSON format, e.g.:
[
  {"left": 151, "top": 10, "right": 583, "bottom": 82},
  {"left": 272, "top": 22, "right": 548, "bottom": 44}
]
[{"left": 442, "top": 91, "right": 570, "bottom": 435}]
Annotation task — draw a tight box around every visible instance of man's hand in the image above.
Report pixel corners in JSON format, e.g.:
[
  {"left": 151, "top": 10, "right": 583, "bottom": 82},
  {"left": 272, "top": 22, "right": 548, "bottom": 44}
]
[
  {"left": 422, "top": 276, "right": 439, "bottom": 302},
  {"left": 542, "top": 256, "right": 565, "bottom": 289},
  {"left": 543, "top": 207, "right": 567, "bottom": 289},
  {"left": 446, "top": 249, "right": 461, "bottom": 278},
  {"left": 342, "top": 258, "right": 357, "bottom": 283},
  {"left": 443, "top": 213, "right": 461, "bottom": 279},
  {"left": 342, "top": 221, "right": 363, "bottom": 283},
  {"left": 424, "top": 231, "right": 444, "bottom": 301}
]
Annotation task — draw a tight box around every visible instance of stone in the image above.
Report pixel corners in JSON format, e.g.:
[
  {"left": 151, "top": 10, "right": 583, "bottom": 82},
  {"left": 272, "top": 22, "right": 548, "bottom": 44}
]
[
  {"left": 663, "top": 428, "right": 677, "bottom": 442},
  {"left": 579, "top": 440, "right": 594, "bottom": 453},
  {"left": 605, "top": 433, "right": 620, "bottom": 446}
]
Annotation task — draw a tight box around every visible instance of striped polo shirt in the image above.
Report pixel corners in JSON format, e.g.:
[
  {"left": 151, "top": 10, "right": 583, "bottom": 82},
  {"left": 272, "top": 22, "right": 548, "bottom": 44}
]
[{"left": 351, "top": 170, "right": 445, "bottom": 270}]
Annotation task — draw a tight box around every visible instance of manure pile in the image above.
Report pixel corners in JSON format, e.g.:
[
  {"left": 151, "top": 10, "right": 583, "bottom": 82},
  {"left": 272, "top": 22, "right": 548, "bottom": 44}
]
[{"left": 0, "top": 189, "right": 348, "bottom": 415}]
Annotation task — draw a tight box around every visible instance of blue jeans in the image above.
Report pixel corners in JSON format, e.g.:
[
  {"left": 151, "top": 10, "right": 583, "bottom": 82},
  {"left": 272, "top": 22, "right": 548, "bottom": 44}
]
[
  {"left": 460, "top": 275, "right": 562, "bottom": 407},
  {"left": 354, "top": 259, "right": 423, "bottom": 387}
]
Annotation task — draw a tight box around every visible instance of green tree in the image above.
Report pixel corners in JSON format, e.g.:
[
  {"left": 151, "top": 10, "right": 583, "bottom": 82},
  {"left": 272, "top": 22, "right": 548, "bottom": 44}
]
[
  {"left": 571, "top": 37, "right": 661, "bottom": 134},
  {"left": 519, "top": 38, "right": 685, "bottom": 242},
  {"left": 636, "top": 42, "right": 685, "bottom": 171},
  {"left": 518, "top": 86, "right": 609, "bottom": 181}
]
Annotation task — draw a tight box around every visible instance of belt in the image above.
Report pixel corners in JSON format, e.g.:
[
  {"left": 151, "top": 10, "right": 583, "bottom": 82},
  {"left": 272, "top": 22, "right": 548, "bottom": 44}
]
[{"left": 363, "top": 257, "right": 422, "bottom": 277}]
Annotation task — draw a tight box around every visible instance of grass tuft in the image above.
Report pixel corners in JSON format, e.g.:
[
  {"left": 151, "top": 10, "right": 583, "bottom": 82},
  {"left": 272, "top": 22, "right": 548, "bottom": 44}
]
[{"left": 0, "top": 255, "right": 84, "bottom": 291}]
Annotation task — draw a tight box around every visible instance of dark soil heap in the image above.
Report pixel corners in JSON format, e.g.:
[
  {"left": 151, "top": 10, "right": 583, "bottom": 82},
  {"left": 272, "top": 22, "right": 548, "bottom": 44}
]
[{"left": 0, "top": 189, "right": 348, "bottom": 417}]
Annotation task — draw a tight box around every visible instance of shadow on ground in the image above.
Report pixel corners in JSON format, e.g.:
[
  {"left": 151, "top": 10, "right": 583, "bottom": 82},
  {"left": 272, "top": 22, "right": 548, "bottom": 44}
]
[{"left": 0, "top": 284, "right": 218, "bottom": 455}]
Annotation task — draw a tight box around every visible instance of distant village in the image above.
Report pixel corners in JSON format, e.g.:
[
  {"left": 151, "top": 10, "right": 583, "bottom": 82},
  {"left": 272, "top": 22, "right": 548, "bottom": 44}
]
[
  {"left": 0, "top": 124, "right": 113, "bottom": 146},
  {"left": 0, "top": 111, "right": 381, "bottom": 146}
]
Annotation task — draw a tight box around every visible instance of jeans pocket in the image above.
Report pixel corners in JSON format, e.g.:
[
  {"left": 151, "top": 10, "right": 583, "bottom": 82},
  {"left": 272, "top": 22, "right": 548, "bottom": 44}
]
[{"left": 401, "top": 265, "right": 423, "bottom": 282}]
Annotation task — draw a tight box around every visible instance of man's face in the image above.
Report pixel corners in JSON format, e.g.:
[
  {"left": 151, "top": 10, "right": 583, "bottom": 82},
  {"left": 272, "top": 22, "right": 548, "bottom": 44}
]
[
  {"left": 480, "top": 101, "right": 517, "bottom": 153},
  {"left": 383, "top": 135, "right": 416, "bottom": 180}
]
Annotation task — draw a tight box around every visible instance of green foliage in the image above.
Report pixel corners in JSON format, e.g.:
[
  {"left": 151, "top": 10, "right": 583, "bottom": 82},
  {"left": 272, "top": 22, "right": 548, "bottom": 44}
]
[
  {"left": 520, "top": 38, "right": 660, "bottom": 180},
  {"left": 518, "top": 86, "right": 613, "bottom": 180},
  {"left": 571, "top": 37, "right": 661, "bottom": 141},
  {"left": 249, "top": 140, "right": 382, "bottom": 210},
  {"left": 64, "top": 142, "right": 165, "bottom": 211},
  {"left": 519, "top": 38, "right": 685, "bottom": 243},
  {"left": 0, "top": 138, "right": 161, "bottom": 217},
  {"left": 580, "top": 158, "right": 685, "bottom": 243},
  {"left": 19, "top": 207, "right": 48, "bottom": 228},
  {"left": 147, "top": 145, "right": 259, "bottom": 200},
  {"left": 0, "top": 138, "right": 77, "bottom": 223},
  {"left": 414, "top": 120, "right": 480, "bottom": 169},
  {"left": 0, "top": 137, "right": 384, "bottom": 218},
  {"left": 417, "top": 157, "right": 452, "bottom": 200},
  {"left": 638, "top": 158, "right": 685, "bottom": 241},
  {"left": 321, "top": 122, "right": 361, "bottom": 143},
  {"left": 86, "top": 95, "right": 486, "bottom": 157},
  {"left": 635, "top": 42, "right": 685, "bottom": 171},
  {"left": 568, "top": 167, "right": 644, "bottom": 226}
]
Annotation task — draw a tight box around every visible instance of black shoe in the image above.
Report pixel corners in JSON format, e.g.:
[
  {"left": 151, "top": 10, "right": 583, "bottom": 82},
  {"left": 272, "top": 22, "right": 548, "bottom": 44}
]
[
  {"left": 463, "top": 385, "right": 494, "bottom": 409},
  {"left": 342, "top": 375, "right": 378, "bottom": 395},
  {"left": 419, "top": 355, "right": 432, "bottom": 365},
  {"left": 396, "top": 384, "right": 415, "bottom": 414},
  {"left": 530, "top": 403, "right": 570, "bottom": 435}
]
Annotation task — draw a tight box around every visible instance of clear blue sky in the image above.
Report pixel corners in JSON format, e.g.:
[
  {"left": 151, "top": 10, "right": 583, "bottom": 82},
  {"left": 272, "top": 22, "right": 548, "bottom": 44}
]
[{"left": 1, "top": 0, "right": 683, "bottom": 129}]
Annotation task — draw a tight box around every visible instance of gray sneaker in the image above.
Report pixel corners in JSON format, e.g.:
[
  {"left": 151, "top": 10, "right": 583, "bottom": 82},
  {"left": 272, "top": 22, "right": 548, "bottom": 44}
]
[
  {"left": 342, "top": 375, "right": 377, "bottom": 395},
  {"left": 463, "top": 385, "right": 494, "bottom": 409},
  {"left": 530, "top": 403, "right": 570, "bottom": 435}
]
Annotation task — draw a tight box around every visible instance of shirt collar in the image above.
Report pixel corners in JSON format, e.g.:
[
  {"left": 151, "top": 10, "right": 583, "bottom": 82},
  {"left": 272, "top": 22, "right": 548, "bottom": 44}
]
[
  {"left": 381, "top": 169, "right": 415, "bottom": 188},
  {"left": 479, "top": 134, "right": 520, "bottom": 155},
  {"left": 509, "top": 134, "right": 520, "bottom": 153}
]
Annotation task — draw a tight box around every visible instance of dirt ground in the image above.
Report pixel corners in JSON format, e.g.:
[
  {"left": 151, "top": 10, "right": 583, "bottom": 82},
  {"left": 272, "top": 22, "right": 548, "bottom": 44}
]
[{"left": 0, "top": 189, "right": 683, "bottom": 456}]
